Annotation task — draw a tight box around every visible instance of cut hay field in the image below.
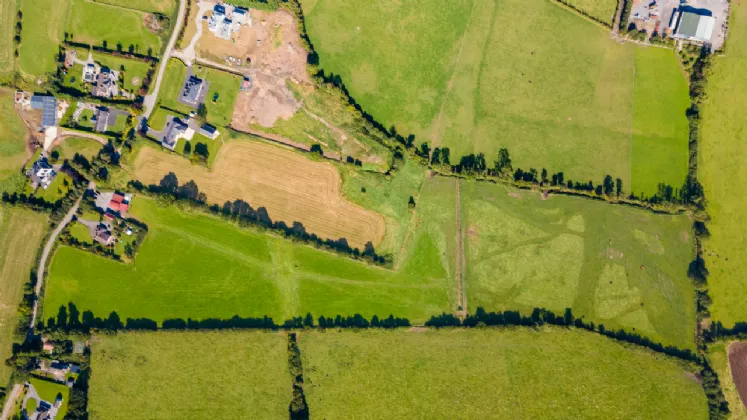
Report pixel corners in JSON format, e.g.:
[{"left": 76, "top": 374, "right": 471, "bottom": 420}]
[
  {"left": 44, "top": 185, "right": 455, "bottom": 323},
  {"left": 0, "top": 88, "right": 30, "bottom": 194},
  {"left": 67, "top": 0, "right": 161, "bottom": 55},
  {"left": 132, "top": 140, "right": 386, "bottom": 249},
  {"left": 303, "top": 0, "right": 690, "bottom": 196},
  {"left": 709, "top": 341, "right": 747, "bottom": 419},
  {"left": 0, "top": 206, "right": 47, "bottom": 384},
  {"left": 300, "top": 328, "right": 708, "bottom": 419},
  {"left": 699, "top": 0, "right": 747, "bottom": 328},
  {"left": 0, "top": 0, "right": 16, "bottom": 73},
  {"left": 19, "top": 0, "right": 70, "bottom": 76},
  {"left": 89, "top": 331, "right": 289, "bottom": 419},
  {"left": 461, "top": 181, "right": 696, "bottom": 349},
  {"left": 563, "top": 0, "right": 619, "bottom": 24},
  {"left": 93, "top": 0, "right": 176, "bottom": 14}
]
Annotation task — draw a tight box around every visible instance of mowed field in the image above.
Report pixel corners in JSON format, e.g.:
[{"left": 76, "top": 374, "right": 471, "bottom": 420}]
[
  {"left": 93, "top": 0, "right": 176, "bottom": 14},
  {"left": 0, "top": 89, "right": 30, "bottom": 194},
  {"left": 89, "top": 331, "right": 290, "bottom": 419},
  {"left": 44, "top": 183, "right": 455, "bottom": 323},
  {"left": 132, "top": 140, "right": 386, "bottom": 249},
  {"left": 303, "top": 0, "right": 690, "bottom": 195},
  {"left": 51, "top": 136, "right": 103, "bottom": 162},
  {"left": 564, "top": 0, "right": 619, "bottom": 24},
  {"left": 709, "top": 341, "right": 747, "bottom": 419},
  {"left": 300, "top": 328, "right": 708, "bottom": 419},
  {"left": 67, "top": 0, "right": 161, "bottom": 54},
  {"left": 699, "top": 1, "right": 747, "bottom": 327},
  {"left": 19, "top": 0, "right": 70, "bottom": 76},
  {"left": 0, "top": 0, "right": 16, "bottom": 73},
  {"left": 461, "top": 181, "right": 697, "bottom": 349},
  {"left": 0, "top": 206, "right": 47, "bottom": 384}
]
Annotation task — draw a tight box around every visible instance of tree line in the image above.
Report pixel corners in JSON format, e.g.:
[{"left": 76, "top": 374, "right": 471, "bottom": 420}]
[{"left": 288, "top": 333, "right": 309, "bottom": 420}]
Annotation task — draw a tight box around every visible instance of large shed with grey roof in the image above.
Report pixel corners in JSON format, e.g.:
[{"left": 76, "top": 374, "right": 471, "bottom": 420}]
[{"left": 30, "top": 95, "right": 57, "bottom": 128}]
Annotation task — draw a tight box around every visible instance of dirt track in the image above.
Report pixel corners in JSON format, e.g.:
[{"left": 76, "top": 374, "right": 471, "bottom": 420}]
[
  {"left": 728, "top": 342, "right": 747, "bottom": 410},
  {"left": 132, "top": 141, "right": 386, "bottom": 249}
]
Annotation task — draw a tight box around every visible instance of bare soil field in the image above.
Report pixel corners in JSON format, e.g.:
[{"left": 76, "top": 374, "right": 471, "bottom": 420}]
[
  {"left": 232, "top": 72, "right": 301, "bottom": 127},
  {"left": 729, "top": 342, "right": 747, "bottom": 410},
  {"left": 132, "top": 141, "right": 386, "bottom": 248}
]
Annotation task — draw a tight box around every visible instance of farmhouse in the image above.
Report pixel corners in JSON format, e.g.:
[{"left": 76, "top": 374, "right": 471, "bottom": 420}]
[
  {"left": 208, "top": 4, "right": 251, "bottom": 40},
  {"left": 108, "top": 191, "right": 131, "bottom": 213},
  {"left": 82, "top": 64, "right": 96, "bottom": 83},
  {"left": 30, "top": 95, "right": 58, "bottom": 128},
  {"left": 670, "top": 8, "right": 716, "bottom": 43},
  {"left": 93, "top": 67, "right": 118, "bottom": 98},
  {"left": 180, "top": 75, "right": 207, "bottom": 108},
  {"left": 28, "top": 157, "right": 57, "bottom": 189},
  {"left": 93, "top": 107, "right": 110, "bottom": 132},
  {"left": 162, "top": 117, "right": 192, "bottom": 150},
  {"left": 94, "top": 224, "right": 115, "bottom": 246}
]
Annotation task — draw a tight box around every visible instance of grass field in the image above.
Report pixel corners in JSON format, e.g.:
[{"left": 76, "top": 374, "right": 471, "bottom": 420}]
[
  {"left": 304, "top": 0, "right": 690, "bottom": 195},
  {"left": 28, "top": 378, "right": 69, "bottom": 419},
  {"left": 67, "top": 0, "right": 161, "bottom": 55},
  {"left": 52, "top": 136, "right": 102, "bottom": 162},
  {"left": 44, "top": 187, "right": 454, "bottom": 323},
  {"left": 35, "top": 172, "right": 72, "bottom": 203},
  {"left": 93, "top": 0, "right": 175, "bottom": 14},
  {"left": 0, "top": 0, "right": 16, "bottom": 73},
  {"left": 461, "top": 181, "right": 696, "bottom": 349},
  {"left": 709, "top": 341, "right": 747, "bottom": 419},
  {"left": 158, "top": 58, "right": 188, "bottom": 110},
  {"left": 0, "top": 89, "right": 30, "bottom": 194},
  {"left": 89, "top": 331, "right": 289, "bottom": 419},
  {"left": 699, "top": 1, "right": 747, "bottom": 327},
  {"left": 300, "top": 328, "right": 708, "bottom": 419},
  {"left": 0, "top": 207, "right": 47, "bottom": 384},
  {"left": 92, "top": 52, "right": 152, "bottom": 93},
  {"left": 131, "top": 139, "right": 386, "bottom": 249},
  {"left": 19, "top": 0, "right": 69, "bottom": 76},
  {"left": 563, "top": 0, "right": 619, "bottom": 24}
]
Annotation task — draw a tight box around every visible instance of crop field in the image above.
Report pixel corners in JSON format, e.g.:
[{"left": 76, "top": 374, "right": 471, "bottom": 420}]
[
  {"left": 0, "top": 89, "right": 30, "bottom": 194},
  {"left": 300, "top": 328, "right": 708, "bottom": 419},
  {"left": 304, "top": 0, "right": 690, "bottom": 195},
  {"left": 461, "top": 181, "right": 696, "bottom": 349},
  {"left": 563, "top": 0, "right": 619, "bottom": 24},
  {"left": 92, "top": 52, "right": 152, "bottom": 93},
  {"left": 709, "top": 341, "right": 747, "bottom": 419},
  {"left": 0, "top": 0, "right": 16, "bottom": 73},
  {"left": 52, "top": 137, "right": 102, "bottom": 162},
  {"left": 19, "top": 0, "right": 70, "bottom": 76},
  {"left": 699, "top": 1, "right": 747, "bottom": 328},
  {"left": 67, "top": 0, "right": 161, "bottom": 55},
  {"left": 89, "top": 331, "right": 289, "bottom": 419},
  {"left": 131, "top": 140, "right": 386, "bottom": 249},
  {"left": 93, "top": 0, "right": 176, "bottom": 14},
  {"left": 44, "top": 186, "right": 455, "bottom": 323},
  {"left": 0, "top": 207, "right": 47, "bottom": 384}
]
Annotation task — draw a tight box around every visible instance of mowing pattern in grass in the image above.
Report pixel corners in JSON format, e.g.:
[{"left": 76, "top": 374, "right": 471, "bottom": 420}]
[
  {"left": 44, "top": 190, "right": 454, "bottom": 323},
  {"left": 0, "top": 207, "right": 47, "bottom": 384},
  {"left": 300, "top": 328, "right": 708, "bottom": 419},
  {"left": 699, "top": 1, "right": 747, "bottom": 328},
  {"left": 0, "top": 0, "right": 16, "bottom": 72},
  {"left": 562, "top": 0, "right": 619, "bottom": 24},
  {"left": 462, "top": 181, "right": 696, "bottom": 349},
  {"left": 304, "top": 0, "right": 689, "bottom": 194},
  {"left": 93, "top": 0, "right": 176, "bottom": 14},
  {"left": 28, "top": 378, "right": 69, "bottom": 419},
  {"left": 0, "top": 89, "right": 30, "bottom": 193},
  {"left": 19, "top": 0, "right": 70, "bottom": 76},
  {"left": 67, "top": 0, "right": 161, "bottom": 55},
  {"left": 89, "top": 331, "right": 289, "bottom": 419},
  {"left": 708, "top": 341, "right": 747, "bottom": 419}
]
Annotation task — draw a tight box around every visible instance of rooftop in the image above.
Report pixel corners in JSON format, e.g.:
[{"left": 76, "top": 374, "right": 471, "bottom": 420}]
[{"left": 31, "top": 96, "right": 57, "bottom": 128}]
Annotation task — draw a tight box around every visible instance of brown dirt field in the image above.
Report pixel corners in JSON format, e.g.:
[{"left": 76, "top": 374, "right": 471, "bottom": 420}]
[
  {"left": 232, "top": 72, "right": 301, "bottom": 127},
  {"left": 132, "top": 141, "right": 386, "bottom": 248},
  {"left": 728, "top": 342, "right": 747, "bottom": 411}
]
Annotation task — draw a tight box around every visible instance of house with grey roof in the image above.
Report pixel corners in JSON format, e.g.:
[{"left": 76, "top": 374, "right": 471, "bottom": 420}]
[
  {"left": 162, "top": 117, "right": 190, "bottom": 150},
  {"left": 93, "top": 107, "right": 110, "bottom": 133},
  {"left": 179, "top": 75, "right": 207, "bottom": 107},
  {"left": 30, "top": 95, "right": 57, "bottom": 128}
]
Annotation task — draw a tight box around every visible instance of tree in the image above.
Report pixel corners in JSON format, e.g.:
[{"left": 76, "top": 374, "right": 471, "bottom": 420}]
[
  {"left": 183, "top": 141, "right": 191, "bottom": 156},
  {"left": 541, "top": 168, "right": 548, "bottom": 183},
  {"left": 494, "top": 148, "right": 512, "bottom": 175},
  {"left": 194, "top": 143, "right": 209, "bottom": 160},
  {"left": 196, "top": 103, "right": 207, "bottom": 123},
  {"left": 603, "top": 175, "right": 614, "bottom": 196},
  {"left": 56, "top": 305, "right": 68, "bottom": 329},
  {"left": 431, "top": 147, "right": 441, "bottom": 165},
  {"left": 418, "top": 142, "right": 431, "bottom": 159},
  {"left": 616, "top": 178, "right": 623, "bottom": 197},
  {"left": 50, "top": 150, "right": 60, "bottom": 161},
  {"left": 441, "top": 147, "right": 451, "bottom": 165},
  {"left": 408, "top": 196, "right": 416, "bottom": 208},
  {"left": 303, "top": 313, "right": 314, "bottom": 328},
  {"left": 310, "top": 144, "right": 323, "bottom": 156},
  {"left": 159, "top": 172, "right": 179, "bottom": 194}
]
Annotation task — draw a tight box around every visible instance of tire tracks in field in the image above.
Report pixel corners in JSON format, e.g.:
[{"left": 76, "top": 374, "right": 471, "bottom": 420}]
[{"left": 455, "top": 179, "right": 467, "bottom": 319}]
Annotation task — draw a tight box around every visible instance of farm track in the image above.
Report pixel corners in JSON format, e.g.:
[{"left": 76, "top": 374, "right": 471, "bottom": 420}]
[{"left": 0, "top": 384, "right": 21, "bottom": 420}]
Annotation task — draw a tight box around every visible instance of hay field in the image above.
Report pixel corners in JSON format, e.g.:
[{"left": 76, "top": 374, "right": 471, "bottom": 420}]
[
  {"left": 0, "top": 0, "right": 16, "bottom": 73},
  {"left": 89, "top": 331, "right": 290, "bottom": 419},
  {"left": 93, "top": 0, "right": 175, "bottom": 14},
  {"left": 563, "top": 0, "right": 619, "bottom": 23},
  {"left": 304, "top": 0, "right": 690, "bottom": 195},
  {"left": 461, "top": 181, "right": 696, "bottom": 349},
  {"left": 19, "top": 0, "right": 70, "bottom": 76},
  {"left": 300, "top": 328, "right": 708, "bottom": 419},
  {"left": 132, "top": 140, "right": 386, "bottom": 249},
  {"left": 0, "top": 89, "right": 30, "bottom": 194},
  {"left": 0, "top": 206, "right": 47, "bottom": 384},
  {"left": 699, "top": 0, "right": 747, "bottom": 328}
]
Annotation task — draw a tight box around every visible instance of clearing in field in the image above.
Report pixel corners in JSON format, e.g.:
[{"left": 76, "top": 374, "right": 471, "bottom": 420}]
[
  {"left": 461, "top": 181, "right": 696, "bottom": 349},
  {"left": 300, "top": 328, "right": 708, "bottom": 419},
  {"left": 0, "top": 88, "right": 31, "bottom": 194},
  {"left": 0, "top": 0, "right": 16, "bottom": 73},
  {"left": 131, "top": 139, "right": 386, "bottom": 249},
  {"left": 19, "top": 0, "right": 70, "bottom": 76},
  {"left": 89, "top": 331, "right": 290, "bottom": 419},
  {"left": 0, "top": 207, "right": 47, "bottom": 384},
  {"left": 699, "top": 0, "right": 747, "bottom": 328},
  {"left": 304, "top": 0, "right": 690, "bottom": 195},
  {"left": 67, "top": 0, "right": 162, "bottom": 55},
  {"left": 709, "top": 341, "right": 747, "bottom": 418},
  {"left": 43, "top": 182, "right": 455, "bottom": 323}
]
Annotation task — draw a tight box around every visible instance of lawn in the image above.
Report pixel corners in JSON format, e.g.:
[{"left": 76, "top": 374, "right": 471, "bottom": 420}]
[
  {"left": 0, "top": 206, "right": 47, "bottom": 384},
  {"left": 19, "top": 0, "right": 69, "bottom": 76},
  {"left": 28, "top": 378, "right": 69, "bottom": 419},
  {"left": 192, "top": 65, "right": 242, "bottom": 127},
  {"left": 708, "top": 341, "right": 747, "bottom": 419},
  {"left": 147, "top": 106, "right": 184, "bottom": 132},
  {"left": 35, "top": 173, "right": 72, "bottom": 203},
  {"left": 51, "top": 136, "right": 102, "bottom": 162},
  {"left": 461, "top": 181, "right": 697, "bottom": 349},
  {"left": 89, "top": 331, "right": 289, "bottom": 419},
  {"left": 300, "top": 328, "right": 708, "bottom": 419},
  {"left": 68, "top": 221, "right": 92, "bottom": 244},
  {"left": 0, "top": 89, "right": 31, "bottom": 194},
  {"left": 304, "top": 0, "right": 690, "bottom": 195},
  {"left": 157, "top": 58, "right": 188, "bottom": 112},
  {"left": 61, "top": 63, "right": 88, "bottom": 92},
  {"left": 93, "top": 0, "right": 176, "bottom": 14},
  {"left": 0, "top": 0, "right": 16, "bottom": 73},
  {"left": 699, "top": 0, "right": 747, "bottom": 328},
  {"left": 44, "top": 192, "right": 454, "bottom": 324},
  {"left": 563, "top": 0, "right": 619, "bottom": 24},
  {"left": 67, "top": 0, "right": 162, "bottom": 56},
  {"left": 92, "top": 52, "right": 152, "bottom": 93}
]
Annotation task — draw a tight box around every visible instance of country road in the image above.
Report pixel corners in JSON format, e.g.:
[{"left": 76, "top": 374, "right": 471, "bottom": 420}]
[{"left": 0, "top": 384, "right": 21, "bottom": 420}]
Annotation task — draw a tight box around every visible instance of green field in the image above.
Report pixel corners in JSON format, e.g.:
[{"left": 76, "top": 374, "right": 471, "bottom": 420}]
[
  {"left": 93, "top": 0, "right": 176, "bottom": 14},
  {"left": 157, "top": 58, "right": 187, "bottom": 111},
  {"left": 461, "top": 181, "right": 697, "bottom": 349},
  {"left": 0, "top": 0, "right": 16, "bottom": 72},
  {"left": 708, "top": 341, "right": 747, "bottom": 419},
  {"left": 300, "top": 328, "right": 708, "bottom": 419},
  {"left": 52, "top": 136, "right": 102, "bottom": 162},
  {"left": 304, "top": 0, "right": 690, "bottom": 195},
  {"left": 699, "top": 1, "right": 747, "bottom": 327},
  {"left": 0, "top": 206, "right": 47, "bottom": 384},
  {"left": 67, "top": 0, "right": 161, "bottom": 55},
  {"left": 89, "top": 331, "right": 289, "bottom": 419},
  {"left": 92, "top": 52, "right": 152, "bottom": 93},
  {"left": 0, "top": 89, "right": 30, "bottom": 194},
  {"left": 69, "top": 221, "right": 93, "bottom": 244},
  {"left": 19, "top": 0, "right": 70, "bottom": 76},
  {"left": 35, "top": 172, "right": 72, "bottom": 203},
  {"left": 28, "top": 378, "right": 69, "bottom": 419},
  {"left": 563, "top": 0, "right": 619, "bottom": 24}
]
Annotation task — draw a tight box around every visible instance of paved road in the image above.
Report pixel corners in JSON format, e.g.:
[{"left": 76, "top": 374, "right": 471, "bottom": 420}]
[
  {"left": 30, "top": 181, "right": 94, "bottom": 330},
  {"left": 142, "top": 0, "right": 188, "bottom": 119},
  {"left": 0, "top": 384, "right": 21, "bottom": 420}
]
